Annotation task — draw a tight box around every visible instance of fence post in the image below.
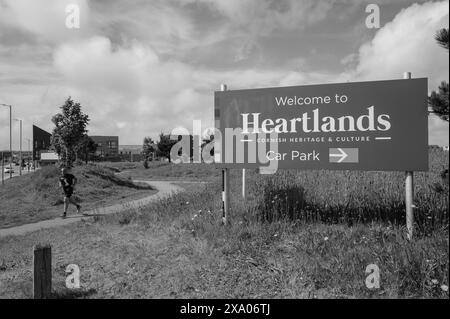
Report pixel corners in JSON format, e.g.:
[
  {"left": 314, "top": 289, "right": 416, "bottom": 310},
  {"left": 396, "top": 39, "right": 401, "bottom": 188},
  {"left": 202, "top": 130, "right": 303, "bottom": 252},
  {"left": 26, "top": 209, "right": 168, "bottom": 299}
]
[
  {"left": 404, "top": 71, "right": 414, "bottom": 240},
  {"left": 33, "top": 245, "right": 52, "bottom": 299}
]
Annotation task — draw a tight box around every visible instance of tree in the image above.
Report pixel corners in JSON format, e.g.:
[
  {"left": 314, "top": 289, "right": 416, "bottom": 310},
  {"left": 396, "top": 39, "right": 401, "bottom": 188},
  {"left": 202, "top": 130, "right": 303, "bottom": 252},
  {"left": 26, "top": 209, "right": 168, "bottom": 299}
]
[
  {"left": 76, "top": 135, "right": 98, "bottom": 164},
  {"left": 143, "top": 137, "right": 156, "bottom": 160},
  {"left": 429, "top": 82, "right": 449, "bottom": 122},
  {"left": 51, "top": 97, "right": 90, "bottom": 167},
  {"left": 156, "top": 133, "right": 177, "bottom": 162},
  {"left": 429, "top": 28, "right": 449, "bottom": 122},
  {"left": 435, "top": 28, "right": 449, "bottom": 50}
]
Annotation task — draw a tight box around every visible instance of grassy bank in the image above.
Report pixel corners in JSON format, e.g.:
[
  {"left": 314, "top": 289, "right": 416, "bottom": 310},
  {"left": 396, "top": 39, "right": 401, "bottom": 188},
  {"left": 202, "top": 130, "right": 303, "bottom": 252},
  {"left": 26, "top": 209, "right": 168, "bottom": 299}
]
[
  {"left": 0, "top": 150, "right": 447, "bottom": 298},
  {"left": 0, "top": 165, "right": 156, "bottom": 229},
  {"left": 0, "top": 176, "right": 448, "bottom": 298},
  {"left": 101, "top": 161, "right": 220, "bottom": 181}
]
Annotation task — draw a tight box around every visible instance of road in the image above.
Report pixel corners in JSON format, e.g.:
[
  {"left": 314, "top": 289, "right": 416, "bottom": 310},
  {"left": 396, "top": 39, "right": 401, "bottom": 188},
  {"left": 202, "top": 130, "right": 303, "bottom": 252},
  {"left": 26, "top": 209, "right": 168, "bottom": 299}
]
[{"left": 0, "top": 164, "right": 36, "bottom": 182}]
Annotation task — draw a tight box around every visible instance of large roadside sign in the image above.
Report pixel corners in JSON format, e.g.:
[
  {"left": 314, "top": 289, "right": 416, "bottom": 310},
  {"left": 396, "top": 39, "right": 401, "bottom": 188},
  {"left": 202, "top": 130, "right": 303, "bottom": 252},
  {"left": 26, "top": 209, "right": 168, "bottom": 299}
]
[{"left": 214, "top": 78, "right": 428, "bottom": 171}]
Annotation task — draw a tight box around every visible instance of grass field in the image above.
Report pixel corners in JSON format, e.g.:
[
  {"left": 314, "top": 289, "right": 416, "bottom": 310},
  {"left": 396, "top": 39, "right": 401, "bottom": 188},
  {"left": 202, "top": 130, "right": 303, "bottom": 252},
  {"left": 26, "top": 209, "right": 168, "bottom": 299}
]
[
  {"left": 0, "top": 165, "right": 156, "bottom": 229},
  {"left": 0, "top": 150, "right": 448, "bottom": 298}
]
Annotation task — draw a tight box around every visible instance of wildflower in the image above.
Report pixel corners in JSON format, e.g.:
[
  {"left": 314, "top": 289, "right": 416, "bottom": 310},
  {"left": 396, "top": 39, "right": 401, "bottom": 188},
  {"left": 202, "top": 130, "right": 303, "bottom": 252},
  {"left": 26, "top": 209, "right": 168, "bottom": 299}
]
[
  {"left": 431, "top": 279, "right": 439, "bottom": 285},
  {"left": 324, "top": 237, "right": 329, "bottom": 241},
  {"left": 274, "top": 233, "right": 278, "bottom": 238},
  {"left": 186, "top": 201, "right": 190, "bottom": 205},
  {"left": 441, "top": 285, "right": 448, "bottom": 292}
]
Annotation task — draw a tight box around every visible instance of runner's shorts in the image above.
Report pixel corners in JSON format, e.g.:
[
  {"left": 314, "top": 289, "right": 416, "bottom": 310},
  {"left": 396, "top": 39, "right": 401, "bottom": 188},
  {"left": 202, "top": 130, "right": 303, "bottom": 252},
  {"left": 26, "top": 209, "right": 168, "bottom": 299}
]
[{"left": 63, "top": 187, "right": 73, "bottom": 198}]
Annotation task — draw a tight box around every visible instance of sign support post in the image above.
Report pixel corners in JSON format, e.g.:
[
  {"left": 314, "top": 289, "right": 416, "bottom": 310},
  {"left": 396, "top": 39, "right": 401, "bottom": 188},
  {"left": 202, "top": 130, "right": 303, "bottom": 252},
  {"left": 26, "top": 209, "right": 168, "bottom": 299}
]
[
  {"left": 242, "top": 169, "right": 246, "bottom": 199},
  {"left": 1, "top": 151, "right": 4, "bottom": 185},
  {"left": 404, "top": 71, "right": 414, "bottom": 241},
  {"left": 220, "top": 84, "right": 230, "bottom": 225}
]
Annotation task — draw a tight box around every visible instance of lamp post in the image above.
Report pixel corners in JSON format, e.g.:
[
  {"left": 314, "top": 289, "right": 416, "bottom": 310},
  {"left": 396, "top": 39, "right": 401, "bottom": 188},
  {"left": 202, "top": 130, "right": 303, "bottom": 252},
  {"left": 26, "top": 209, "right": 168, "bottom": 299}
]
[
  {"left": 0, "top": 103, "right": 12, "bottom": 179},
  {"left": 14, "top": 118, "right": 22, "bottom": 176},
  {"left": 26, "top": 138, "right": 31, "bottom": 172}
]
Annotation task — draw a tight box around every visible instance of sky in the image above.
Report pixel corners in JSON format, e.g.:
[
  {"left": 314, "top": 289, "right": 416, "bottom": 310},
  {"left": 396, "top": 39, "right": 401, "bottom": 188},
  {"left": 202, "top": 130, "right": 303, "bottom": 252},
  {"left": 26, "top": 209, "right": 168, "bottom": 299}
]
[{"left": 0, "top": 0, "right": 449, "bottom": 149}]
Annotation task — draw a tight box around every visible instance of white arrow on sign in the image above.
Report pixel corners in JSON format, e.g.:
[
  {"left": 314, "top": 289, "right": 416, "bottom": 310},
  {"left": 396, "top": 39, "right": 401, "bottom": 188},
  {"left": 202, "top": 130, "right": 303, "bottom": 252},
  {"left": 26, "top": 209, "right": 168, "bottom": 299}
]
[{"left": 329, "top": 148, "right": 348, "bottom": 163}]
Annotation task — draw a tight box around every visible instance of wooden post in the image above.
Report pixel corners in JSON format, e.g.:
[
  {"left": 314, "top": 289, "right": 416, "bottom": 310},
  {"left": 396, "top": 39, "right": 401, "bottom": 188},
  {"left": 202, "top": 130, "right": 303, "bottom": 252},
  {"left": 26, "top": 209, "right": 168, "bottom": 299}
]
[
  {"left": 221, "top": 84, "right": 230, "bottom": 225},
  {"left": 404, "top": 71, "right": 414, "bottom": 240},
  {"left": 33, "top": 245, "right": 52, "bottom": 299},
  {"left": 242, "top": 168, "right": 246, "bottom": 199}
]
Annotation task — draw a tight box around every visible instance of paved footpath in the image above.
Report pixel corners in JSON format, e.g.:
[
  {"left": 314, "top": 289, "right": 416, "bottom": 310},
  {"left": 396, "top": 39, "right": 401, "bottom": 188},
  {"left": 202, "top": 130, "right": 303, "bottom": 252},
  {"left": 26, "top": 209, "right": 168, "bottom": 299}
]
[{"left": 0, "top": 181, "right": 184, "bottom": 239}]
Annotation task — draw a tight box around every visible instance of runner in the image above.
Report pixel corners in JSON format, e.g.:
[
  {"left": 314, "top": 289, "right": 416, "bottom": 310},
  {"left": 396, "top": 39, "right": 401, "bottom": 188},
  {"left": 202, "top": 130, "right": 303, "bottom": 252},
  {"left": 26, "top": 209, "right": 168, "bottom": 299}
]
[{"left": 59, "top": 167, "right": 85, "bottom": 218}]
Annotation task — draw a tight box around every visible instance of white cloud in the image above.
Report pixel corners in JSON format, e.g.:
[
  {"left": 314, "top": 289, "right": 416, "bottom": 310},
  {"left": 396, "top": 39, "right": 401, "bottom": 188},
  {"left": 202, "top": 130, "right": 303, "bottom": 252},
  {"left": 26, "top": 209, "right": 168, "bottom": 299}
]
[
  {"left": 183, "top": 0, "right": 333, "bottom": 33},
  {"left": 344, "top": 0, "right": 449, "bottom": 146},
  {"left": 348, "top": 1, "right": 449, "bottom": 88}
]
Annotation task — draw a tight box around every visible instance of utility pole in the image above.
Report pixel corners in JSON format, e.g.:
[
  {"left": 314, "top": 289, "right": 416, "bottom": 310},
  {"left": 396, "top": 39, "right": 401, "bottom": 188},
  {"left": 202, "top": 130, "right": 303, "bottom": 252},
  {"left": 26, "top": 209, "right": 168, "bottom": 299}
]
[{"left": 0, "top": 103, "right": 12, "bottom": 179}]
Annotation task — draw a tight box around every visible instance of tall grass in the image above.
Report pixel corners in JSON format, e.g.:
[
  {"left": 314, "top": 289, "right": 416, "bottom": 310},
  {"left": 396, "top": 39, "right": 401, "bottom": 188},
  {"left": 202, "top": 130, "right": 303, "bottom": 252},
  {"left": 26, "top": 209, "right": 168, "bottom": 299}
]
[
  {"left": 252, "top": 150, "right": 449, "bottom": 235},
  {"left": 107, "top": 167, "right": 448, "bottom": 298}
]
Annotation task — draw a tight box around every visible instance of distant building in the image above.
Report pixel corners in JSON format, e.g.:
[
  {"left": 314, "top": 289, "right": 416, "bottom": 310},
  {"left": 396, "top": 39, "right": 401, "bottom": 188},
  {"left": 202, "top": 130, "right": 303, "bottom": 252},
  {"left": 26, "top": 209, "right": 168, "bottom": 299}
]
[
  {"left": 119, "top": 145, "right": 143, "bottom": 162},
  {"left": 443, "top": 146, "right": 449, "bottom": 152},
  {"left": 119, "top": 145, "right": 142, "bottom": 155},
  {"left": 33, "top": 125, "right": 52, "bottom": 161},
  {"left": 90, "top": 136, "right": 119, "bottom": 158}
]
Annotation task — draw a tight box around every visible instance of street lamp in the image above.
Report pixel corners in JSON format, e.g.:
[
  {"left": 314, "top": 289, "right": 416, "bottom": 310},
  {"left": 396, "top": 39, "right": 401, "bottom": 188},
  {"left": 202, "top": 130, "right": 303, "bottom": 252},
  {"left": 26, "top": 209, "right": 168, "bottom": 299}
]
[
  {"left": 0, "top": 103, "right": 12, "bottom": 179},
  {"left": 14, "top": 118, "right": 22, "bottom": 176},
  {"left": 26, "top": 138, "right": 31, "bottom": 172}
]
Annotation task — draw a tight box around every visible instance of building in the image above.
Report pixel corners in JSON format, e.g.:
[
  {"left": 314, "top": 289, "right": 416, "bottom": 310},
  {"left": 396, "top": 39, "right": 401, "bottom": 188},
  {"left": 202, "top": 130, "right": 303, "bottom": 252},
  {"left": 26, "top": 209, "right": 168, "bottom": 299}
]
[
  {"left": 33, "top": 125, "right": 52, "bottom": 161},
  {"left": 90, "top": 136, "right": 119, "bottom": 158},
  {"left": 443, "top": 146, "right": 449, "bottom": 152},
  {"left": 119, "top": 145, "right": 142, "bottom": 155},
  {"left": 119, "top": 145, "right": 143, "bottom": 162}
]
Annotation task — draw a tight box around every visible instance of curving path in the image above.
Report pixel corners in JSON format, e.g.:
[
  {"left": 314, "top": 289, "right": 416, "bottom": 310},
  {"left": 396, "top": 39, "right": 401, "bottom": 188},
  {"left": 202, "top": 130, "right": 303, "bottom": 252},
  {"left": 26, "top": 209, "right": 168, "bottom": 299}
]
[{"left": 0, "top": 181, "right": 183, "bottom": 239}]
